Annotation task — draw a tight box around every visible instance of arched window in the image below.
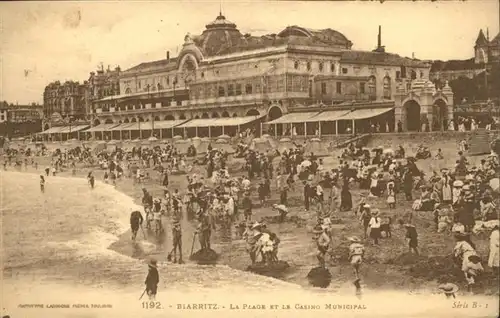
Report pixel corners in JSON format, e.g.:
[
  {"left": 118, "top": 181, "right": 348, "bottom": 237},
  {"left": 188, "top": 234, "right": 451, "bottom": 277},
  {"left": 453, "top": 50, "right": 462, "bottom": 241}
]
[
  {"left": 318, "top": 62, "right": 324, "bottom": 72},
  {"left": 383, "top": 76, "right": 391, "bottom": 100},
  {"left": 125, "top": 87, "right": 132, "bottom": 94},
  {"left": 330, "top": 62, "right": 335, "bottom": 73},
  {"left": 294, "top": 61, "right": 299, "bottom": 70},
  {"left": 368, "top": 76, "right": 377, "bottom": 100},
  {"left": 306, "top": 61, "right": 311, "bottom": 71}
]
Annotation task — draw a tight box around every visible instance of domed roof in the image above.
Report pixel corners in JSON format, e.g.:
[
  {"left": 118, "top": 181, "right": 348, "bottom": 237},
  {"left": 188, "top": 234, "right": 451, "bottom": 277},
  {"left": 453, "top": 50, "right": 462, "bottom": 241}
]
[
  {"left": 205, "top": 13, "right": 237, "bottom": 30},
  {"left": 194, "top": 13, "right": 243, "bottom": 57}
]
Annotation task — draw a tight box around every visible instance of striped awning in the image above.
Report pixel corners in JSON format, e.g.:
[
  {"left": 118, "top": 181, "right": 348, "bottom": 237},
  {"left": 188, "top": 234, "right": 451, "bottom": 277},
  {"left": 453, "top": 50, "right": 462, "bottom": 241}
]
[
  {"left": 39, "top": 126, "right": 66, "bottom": 134},
  {"left": 266, "top": 112, "right": 320, "bottom": 124},
  {"left": 58, "top": 125, "right": 89, "bottom": 133},
  {"left": 176, "top": 115, "right": 262, "bottom": 128},
  {"left": 337, "top": 107, "right": 394, "bottom": 120},
  {"left": 84, "top": 123, "right": 119, "bottom": 132},
  {"left": 310, "top": 110, "right": 350, "bottom": 122}
]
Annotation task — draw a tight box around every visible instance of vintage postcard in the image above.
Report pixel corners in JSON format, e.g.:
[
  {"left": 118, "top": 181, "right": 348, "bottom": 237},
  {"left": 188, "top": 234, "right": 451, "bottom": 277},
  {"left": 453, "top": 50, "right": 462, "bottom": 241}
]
[{"left": 1, "top": 0, "right": 499, "bottom": 317}]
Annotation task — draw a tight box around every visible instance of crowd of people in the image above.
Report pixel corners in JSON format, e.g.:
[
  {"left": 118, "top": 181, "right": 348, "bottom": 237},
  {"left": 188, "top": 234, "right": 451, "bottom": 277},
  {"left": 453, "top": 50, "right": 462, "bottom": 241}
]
[{"left": 2, "top": 131, "right": 499, "bottom": 300}]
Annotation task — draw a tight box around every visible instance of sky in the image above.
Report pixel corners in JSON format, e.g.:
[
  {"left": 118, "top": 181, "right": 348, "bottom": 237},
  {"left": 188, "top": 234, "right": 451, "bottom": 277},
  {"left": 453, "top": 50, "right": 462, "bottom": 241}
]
[{"left": 1, "top": 0, "right": 499, "bottom": 104}]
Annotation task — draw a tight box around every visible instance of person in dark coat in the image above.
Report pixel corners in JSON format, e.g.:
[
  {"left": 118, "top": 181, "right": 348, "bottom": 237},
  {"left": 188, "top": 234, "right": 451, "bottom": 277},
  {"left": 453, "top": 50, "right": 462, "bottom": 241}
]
[
  {"left": 404, "top": 224, "right": 419, "bottom": 255},
  {"left": 304, "top": 181, "right": 311, "bottom": 211},
  {"left": 242, "top": 192, "right": 253, "bottom": 221},
  {"left": 145, "top": 259, "right": 159, "bottom": 300},
  {"left": 340, "top": 178, "right": 352, "bottom": 211},
  {"left": 130, "top": 210, "right": 144, "bottom": 241},
  {"left": 403, "top": 169, "right": 413, "bottom": 201}
]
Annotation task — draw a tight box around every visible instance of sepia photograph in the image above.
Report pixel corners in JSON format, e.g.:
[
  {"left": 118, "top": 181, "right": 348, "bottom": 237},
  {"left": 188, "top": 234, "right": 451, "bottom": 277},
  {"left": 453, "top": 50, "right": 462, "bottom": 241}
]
[{"left": 1, "top": 0, "right": 499, "bottom": 317}]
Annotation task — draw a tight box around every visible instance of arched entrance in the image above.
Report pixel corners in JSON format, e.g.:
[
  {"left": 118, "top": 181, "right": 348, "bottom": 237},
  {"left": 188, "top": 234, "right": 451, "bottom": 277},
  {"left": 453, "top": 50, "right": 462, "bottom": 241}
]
[
  {"left": 124, "top": 118, "right": 130, "bottom": 123},
  {"left": 432, "top": 99, "right": 447, "bottom": 131},
  {"left": 268, "top": 106, "right": 283, "bottom": 136},
  {"left": 403, "top": 100, "right": 421, "bottom": 132},
  {"left": 104, "top": 119, "right": 114, "bottom": 124},
  {"left": 131, "top": 118, "right": 137, "bottom": 122},
  {"left": 246, "top": 109, "right": 260, "bottom": 116},
  {"left": 138, "top": 117, "right": 145, "bottom": 122},
  {"left": 212, "top": 112, "right": 219, "bottom": 118},
  {"left": 44, "top": 123, "right": 50, "bottom": 130},
  {"left": 165, "top": 115, "right": 175, "bottom": 121},
  {"left": 232, "top": 113, "right": 238, "bottom": 117},
  {"left": 268, "top": 106, "right": 283, "bottom": 121},
  {"left": 221, "top": 111, "right": 230, "bottom": 118},
  {"left": 179, "top": 113, "right": 186, "bottom": 120},
  {"left": 201, "top": 113, "right": 209, "bottom": 119},
  {"left": 93, "top": 119, "right": 101, "bottom": 126},
  {"left": 154, "top": 116, "right": 160, "bottom": 121}
]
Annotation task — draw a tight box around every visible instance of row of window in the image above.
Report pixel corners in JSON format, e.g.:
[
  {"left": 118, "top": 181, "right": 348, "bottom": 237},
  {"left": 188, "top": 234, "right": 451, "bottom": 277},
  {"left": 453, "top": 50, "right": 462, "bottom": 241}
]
[{"left": 319, "top": 76, "right": 392, "bottom": 99}]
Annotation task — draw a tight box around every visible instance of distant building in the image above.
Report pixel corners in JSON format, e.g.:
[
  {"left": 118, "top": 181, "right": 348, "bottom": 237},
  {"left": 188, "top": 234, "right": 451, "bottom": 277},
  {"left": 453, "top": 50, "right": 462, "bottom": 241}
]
[
  {"left": 430, "top": 29, "right": 500, "bottom": 83},
  {"left": 0, "top": 106, "right": 7, "bottom": 124},
  {"left": 43, "top": 80, "right": 87, "bottom": 123},
  {"left": 87, "top": 65, "right": 121, "bottom": 115},
  {"left": 0, "top": 103, "right": 44, "bottom": 137}
]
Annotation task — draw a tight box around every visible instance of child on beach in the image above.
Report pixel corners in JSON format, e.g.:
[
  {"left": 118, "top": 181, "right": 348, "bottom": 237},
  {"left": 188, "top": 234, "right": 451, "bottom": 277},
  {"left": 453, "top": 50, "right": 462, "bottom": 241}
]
[
  {"left": 103, "top": 171, "right": 109, "bottom": 183},
  {"left": 40, "top": 175, "right": 45, "bottom": 193},
  {"left": 386, "top": 181, "right": 396, "bottom": 209}
]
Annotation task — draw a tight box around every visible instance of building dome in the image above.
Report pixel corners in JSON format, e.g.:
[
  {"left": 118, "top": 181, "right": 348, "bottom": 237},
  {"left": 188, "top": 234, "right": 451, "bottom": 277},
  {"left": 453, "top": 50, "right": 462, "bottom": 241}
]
[{"left": 194, "top": 13, "right": 243, "bottom": 57}]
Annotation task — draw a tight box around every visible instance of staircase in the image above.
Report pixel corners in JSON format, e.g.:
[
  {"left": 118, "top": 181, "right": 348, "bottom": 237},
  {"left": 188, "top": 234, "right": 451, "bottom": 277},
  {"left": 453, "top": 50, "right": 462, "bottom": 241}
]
[{"left": 468, "top": 129, "right": 491, "bottom": 156}]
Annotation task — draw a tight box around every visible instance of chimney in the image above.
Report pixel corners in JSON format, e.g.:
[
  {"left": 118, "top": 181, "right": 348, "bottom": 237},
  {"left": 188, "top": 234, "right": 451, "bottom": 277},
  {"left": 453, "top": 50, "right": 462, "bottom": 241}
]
[
  {"left": 166, "top": 51, "right": 170, "bottom": 61},
  {"left": 115, "top": 66, "right": 121, "bottom": 72},
  {"left": 378, "top": 25, "right": 381, "bottom": 48},
  {"left": 412, "top": 52, "right": 415, "bottom": 59}
]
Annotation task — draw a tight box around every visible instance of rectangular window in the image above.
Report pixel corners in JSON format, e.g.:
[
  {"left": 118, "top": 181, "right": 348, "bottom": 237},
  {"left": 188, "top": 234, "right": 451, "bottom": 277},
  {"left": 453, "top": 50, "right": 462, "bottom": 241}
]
[
  {"left": 401, "top": 66, "right": 407, "bottom": 78},
  {"left": 336, "top": 82, "right": 342, "bottom": 94},
  {"left": 342, "top": 68, "right": 348, "bottom": 74},
  {"left": 235, "top": 83, "right": 242, "bottom": 95},
  {"left": 245, "top": 83, "right": 253, "bottom": 94},
  {"left": 321, "top": 82, "right": 327, "bottom": 95},
  {"left": 218, "top": 86, "right": 225, "bottom": 97},
  {"left": 359, "top": 82, "right": 366, "bottom": 94},
  {"left": 228, "top": 84, "right": 234, "bottom": 96},
  {"left": 396, "top": 71, "right": 401, "bottom": 79}
]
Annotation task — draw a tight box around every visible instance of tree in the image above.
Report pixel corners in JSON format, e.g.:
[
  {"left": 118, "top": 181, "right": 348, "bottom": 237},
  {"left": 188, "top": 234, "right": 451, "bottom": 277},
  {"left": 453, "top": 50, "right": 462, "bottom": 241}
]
[{"left": 448, "top": 76, "right": 477, "bottom": 104}]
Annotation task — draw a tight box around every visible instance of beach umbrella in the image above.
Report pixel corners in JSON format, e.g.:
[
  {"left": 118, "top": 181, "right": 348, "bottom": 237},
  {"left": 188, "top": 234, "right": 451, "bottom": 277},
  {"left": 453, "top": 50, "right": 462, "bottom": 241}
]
[
  {"left": 278, "top": 137, "right": 293, "bottom": 153},
  {"left": 218, "top": 134, "right": 231, "bottom": 140},
  {"left": 174, "top": 139, "right": 191, "bottom": 154},
  {"left": 191, "top": 136, "right": 201, "bottom": 148},
  {"left": 301, "top": 160, "right": 312, "bottom": 167},
  {"left": 215, "top": 138, "right": 228, "bottom": 144},
  {"left": 490, "top": 178, "right": 499, "bottom": 192},
  {"left": 383, "top": 148, "right": 394, "bottom": 155},
  {"left": 161, "top": 139, "right": 169, "bottom": 144},
  {"left": 107, "top": 140, "right": 118, "bottom": 145},
  {"left": 148, "top": 136, "right": 158, "bottom": 141},
  {"left": 173, "top": 135, "right": 183, "bottom": 140}
]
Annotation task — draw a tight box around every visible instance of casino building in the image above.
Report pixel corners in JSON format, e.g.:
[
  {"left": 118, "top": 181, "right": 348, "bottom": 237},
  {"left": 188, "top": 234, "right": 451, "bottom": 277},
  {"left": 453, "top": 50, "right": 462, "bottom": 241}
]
[{"left": 86, "top": 12, "right": 453, "bottom": 140}]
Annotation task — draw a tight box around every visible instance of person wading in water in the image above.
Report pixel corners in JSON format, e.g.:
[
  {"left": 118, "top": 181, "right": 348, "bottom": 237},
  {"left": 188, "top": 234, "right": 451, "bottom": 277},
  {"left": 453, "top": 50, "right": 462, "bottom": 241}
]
[
  {"left": 168, "top": 219, "right": 184, "bottom": 264},
  {"left": 144, "top": 259, "right": 159, "bottom": 301},
  {"left": 130, "top": 210, "right": 144, "bottom": 241}
]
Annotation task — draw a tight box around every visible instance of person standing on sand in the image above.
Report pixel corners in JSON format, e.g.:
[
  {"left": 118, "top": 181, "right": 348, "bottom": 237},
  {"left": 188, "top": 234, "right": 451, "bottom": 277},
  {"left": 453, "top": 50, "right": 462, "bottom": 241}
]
[
  {"left": 348, "top": 236, "right": 365, "bottom": 281},
  {"left": 40, "top": 175, "right": 45, "bottom": 193},
  {"left": 404, "top": 224, "right": 419, "bottom": 255},
  {"left": 87, "top": 172, "right": 95, "bottom": 189},
  {"left": 488, "top": 224, "right": 499, "bottom": 272},
  {"left": 368, "top": 209, "right": 381, "bottom": 245},
  {"left": 45, "top": 167, "right": 50, "bottom": 176},
  {"left": 313, "top": 225, "right": 330, "bottom": 268},
  {"left": 130, "top": 210, "right": 144, "bottom": 241},
  {"left": 145, "top": 259, "right": 159, "bottom": 301}
]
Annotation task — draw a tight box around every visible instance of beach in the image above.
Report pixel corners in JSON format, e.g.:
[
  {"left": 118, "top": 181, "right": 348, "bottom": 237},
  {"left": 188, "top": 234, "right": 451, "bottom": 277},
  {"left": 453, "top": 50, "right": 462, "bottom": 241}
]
[{"left": 1, "top": 152, "right": 499, "bottom": 318}]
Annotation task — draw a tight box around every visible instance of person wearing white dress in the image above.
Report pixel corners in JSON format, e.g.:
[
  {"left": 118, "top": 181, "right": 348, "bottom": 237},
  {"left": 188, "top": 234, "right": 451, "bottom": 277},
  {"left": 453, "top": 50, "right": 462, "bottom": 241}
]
[{"left": 488, "top": 225, "right": 499, "bottom": 270}]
